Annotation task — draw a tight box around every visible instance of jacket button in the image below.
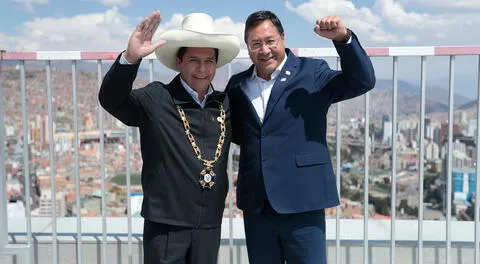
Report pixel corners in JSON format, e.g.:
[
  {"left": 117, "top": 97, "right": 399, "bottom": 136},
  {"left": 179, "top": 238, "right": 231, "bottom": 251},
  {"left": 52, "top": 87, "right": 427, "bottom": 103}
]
[{"left": 262, "top": 156, "right": 267, "bottom": 161}]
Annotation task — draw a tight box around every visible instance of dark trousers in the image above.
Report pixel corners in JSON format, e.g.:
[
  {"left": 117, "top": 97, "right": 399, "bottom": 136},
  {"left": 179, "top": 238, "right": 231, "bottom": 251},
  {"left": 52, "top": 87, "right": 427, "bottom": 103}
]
[
  {"left": 243, "top": 202, "right": 326, "bottom": 264},
  {"left": 143, "top": 220, "right": 221, "bottom": 264}
]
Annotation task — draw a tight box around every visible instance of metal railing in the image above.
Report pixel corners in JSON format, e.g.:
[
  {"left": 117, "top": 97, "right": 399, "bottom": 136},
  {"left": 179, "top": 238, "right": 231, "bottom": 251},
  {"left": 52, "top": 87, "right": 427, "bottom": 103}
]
[
  {"left": 1, "top": 50, "right": 30, "bottom": 264},
  {"left": 1, "top": 46, "right": 480, "bottom": 264}
]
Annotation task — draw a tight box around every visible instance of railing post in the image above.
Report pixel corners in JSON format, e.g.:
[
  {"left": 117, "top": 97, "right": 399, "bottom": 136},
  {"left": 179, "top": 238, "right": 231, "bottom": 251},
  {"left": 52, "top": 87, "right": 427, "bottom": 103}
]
[
  {"left": 0, "top": 49, "right": 8, "bottom": 250},
  {"left": 0, "top": 55, "right": 32, "bottom": 264}
]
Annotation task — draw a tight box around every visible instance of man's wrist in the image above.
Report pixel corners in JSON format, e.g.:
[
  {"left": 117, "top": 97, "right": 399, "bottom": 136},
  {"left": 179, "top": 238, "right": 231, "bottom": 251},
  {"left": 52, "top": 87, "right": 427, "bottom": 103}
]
[
  {"left": 333, "top": 28, "right": 352, "bottom": 43},
  {"left": 122, "top": 51, "right": 140, "bottom": 64}
]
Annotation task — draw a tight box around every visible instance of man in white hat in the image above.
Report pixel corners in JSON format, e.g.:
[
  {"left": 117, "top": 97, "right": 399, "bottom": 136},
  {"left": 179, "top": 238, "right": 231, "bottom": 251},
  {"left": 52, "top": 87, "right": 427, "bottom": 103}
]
[{"left": 99, "top": 11, "right": 239, "bottom": 264}]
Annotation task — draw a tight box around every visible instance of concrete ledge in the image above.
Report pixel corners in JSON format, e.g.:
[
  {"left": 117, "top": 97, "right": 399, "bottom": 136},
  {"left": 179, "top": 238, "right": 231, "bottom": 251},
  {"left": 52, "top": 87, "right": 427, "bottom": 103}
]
[{"left": 0, "top": 244, "right": 30, "bottom": 264}]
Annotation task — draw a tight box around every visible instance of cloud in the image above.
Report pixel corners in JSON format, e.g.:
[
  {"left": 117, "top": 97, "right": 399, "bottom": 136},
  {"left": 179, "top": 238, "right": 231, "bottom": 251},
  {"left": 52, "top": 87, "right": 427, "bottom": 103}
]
[
  {"left": 374, "top": 0, "right": 457, "bottom": 29},
  {"left": 285, "top": 0, "right": 480, "bottom": 45},
  {"left": 213, "top": 16, "right": 246, "bottom": 45},
  {"left": 0, "top": 7, "right": 130, "bottom": 51},
  {"left": 397, "top": 0, "right": 480, "bottom": 11},
  {"left": 285, "top": 0, "right": 400, "bottom": 43},
  {"left": 10, "top": 0, "right": 48, "bottom": 14},
  {"left": 96, "top": 0, "right": 130, "bottom": 7},
  {"left": 0, "top": 9, "right": 245, "bottom": 51},
  {"left": 374, "top": 0, "right": 480, "bottom": 44}
]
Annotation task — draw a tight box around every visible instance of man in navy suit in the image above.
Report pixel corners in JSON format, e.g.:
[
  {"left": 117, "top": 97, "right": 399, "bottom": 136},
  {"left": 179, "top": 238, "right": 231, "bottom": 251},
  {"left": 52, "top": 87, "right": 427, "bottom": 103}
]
[{"left": 226, "top": 10, "right": 375, "bottom": 264}]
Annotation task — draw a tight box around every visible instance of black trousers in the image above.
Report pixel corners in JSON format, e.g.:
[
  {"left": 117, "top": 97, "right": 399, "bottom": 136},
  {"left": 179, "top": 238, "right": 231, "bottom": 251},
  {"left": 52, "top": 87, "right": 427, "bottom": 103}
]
[{"left": 143, "top": 220, "right": 221, "bottom": 264}]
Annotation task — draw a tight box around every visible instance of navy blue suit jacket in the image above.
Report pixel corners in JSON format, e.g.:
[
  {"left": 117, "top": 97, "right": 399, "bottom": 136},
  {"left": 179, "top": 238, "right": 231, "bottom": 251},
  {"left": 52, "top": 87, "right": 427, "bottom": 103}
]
[{"left": 226, "top": 34, "right": 375, "bottom": 214}]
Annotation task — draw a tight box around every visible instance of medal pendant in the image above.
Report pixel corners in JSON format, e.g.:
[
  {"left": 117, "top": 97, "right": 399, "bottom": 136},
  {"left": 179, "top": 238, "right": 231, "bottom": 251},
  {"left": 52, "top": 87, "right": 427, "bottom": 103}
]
[{"left": 199, "top": 168, "right": 216, "bottom": 189}]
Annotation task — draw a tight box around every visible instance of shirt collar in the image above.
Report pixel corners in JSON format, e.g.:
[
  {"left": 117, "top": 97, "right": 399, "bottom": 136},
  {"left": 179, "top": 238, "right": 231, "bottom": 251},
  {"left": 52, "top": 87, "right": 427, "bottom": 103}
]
[
  {"left": 179, "top": 77, "right": 214, "bottom": 102},
  {"left": 251, "top": 53, "right": 288, "bottom": 81}
]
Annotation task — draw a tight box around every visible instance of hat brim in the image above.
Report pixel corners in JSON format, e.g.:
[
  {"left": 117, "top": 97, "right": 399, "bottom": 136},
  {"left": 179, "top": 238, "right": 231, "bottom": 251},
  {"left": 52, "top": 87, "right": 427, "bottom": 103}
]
[{"left": 155, "top": 29, "right": 240, "bottom": 72}]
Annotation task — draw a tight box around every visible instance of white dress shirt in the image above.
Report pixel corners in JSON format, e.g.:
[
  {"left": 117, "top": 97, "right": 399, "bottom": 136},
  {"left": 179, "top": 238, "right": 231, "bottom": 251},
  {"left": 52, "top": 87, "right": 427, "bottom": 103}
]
[
  {"left": 243, "top": 55, "right": 288, "bottom": 123},
  {"left": 120, "top": 53, "right": 213, "bottom": 108},
  {"left": 179, "top": 77, "right": 213, "bottom": 108},
  {"left": 243, "top": 35, "right": 352, "bottom": 122}
]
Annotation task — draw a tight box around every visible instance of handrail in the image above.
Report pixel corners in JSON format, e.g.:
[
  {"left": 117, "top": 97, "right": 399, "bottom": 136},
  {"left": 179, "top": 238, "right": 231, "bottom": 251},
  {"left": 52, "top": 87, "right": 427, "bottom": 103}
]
[{"left": 1, "top": 46, "right": 480, "bottom": 61}]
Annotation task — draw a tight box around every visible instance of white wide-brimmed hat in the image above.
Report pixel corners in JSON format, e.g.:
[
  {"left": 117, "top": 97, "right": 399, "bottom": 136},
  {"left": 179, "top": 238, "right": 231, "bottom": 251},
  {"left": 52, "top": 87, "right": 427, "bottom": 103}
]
[{"left": 155, "top": 13, "right": 240, "bottom": 72}]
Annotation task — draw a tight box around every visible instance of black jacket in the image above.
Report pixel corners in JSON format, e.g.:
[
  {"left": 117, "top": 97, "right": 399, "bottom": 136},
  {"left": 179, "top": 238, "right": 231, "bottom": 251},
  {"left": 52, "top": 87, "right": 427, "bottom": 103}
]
[{"left": 99, "top": 56, "right": 231, "bottom": 228}]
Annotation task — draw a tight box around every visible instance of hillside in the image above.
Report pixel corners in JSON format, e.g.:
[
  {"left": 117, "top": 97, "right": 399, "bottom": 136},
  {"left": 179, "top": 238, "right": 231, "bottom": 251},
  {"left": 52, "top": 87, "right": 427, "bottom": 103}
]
[{"left": 1, "top": 66, "right": 472, "bottom": 133}]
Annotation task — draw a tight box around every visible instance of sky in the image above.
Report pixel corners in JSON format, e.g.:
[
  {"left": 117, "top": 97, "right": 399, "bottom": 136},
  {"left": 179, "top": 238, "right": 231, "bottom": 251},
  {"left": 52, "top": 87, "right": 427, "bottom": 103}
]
[
  {"left": 1, "top": 0, "right": 480, "bottom": 97},
  {"left": 1, "top": 0, "right": 480, "bottom": 51}
]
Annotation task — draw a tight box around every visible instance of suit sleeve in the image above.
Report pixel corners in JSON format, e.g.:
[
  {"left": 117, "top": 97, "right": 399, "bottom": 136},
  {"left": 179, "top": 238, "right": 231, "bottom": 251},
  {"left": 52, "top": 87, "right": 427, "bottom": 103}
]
[
  {"left": 98, "top": 54, "right": 144, "bottom": 127},
  {"left": 225, "top": 77, "right": 243, "bottom": 145},
  {"left": 319, "top": 32, "right": 376, "bottom": 104}
]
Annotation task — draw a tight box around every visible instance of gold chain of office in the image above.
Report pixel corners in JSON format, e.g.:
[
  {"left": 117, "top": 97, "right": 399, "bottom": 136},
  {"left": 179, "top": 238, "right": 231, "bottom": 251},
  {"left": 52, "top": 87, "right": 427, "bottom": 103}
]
[{"left": 176, "top": 104, "right": 226, "bottom": 189}]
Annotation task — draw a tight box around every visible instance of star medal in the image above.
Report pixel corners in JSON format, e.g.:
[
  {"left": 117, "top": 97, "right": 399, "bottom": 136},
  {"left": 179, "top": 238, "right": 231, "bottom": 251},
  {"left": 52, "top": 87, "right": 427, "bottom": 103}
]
[{"left": 199, "top": 168, "right": 216, "bottom": 189}]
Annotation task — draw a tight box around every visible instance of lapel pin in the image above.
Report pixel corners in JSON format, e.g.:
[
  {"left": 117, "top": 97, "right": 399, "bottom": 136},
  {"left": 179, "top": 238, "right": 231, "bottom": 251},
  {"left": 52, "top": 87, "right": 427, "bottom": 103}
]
[
  {"left": 285, "top": 70, "right": 291, "bottom": 76},
  {"left": 280, "top": 78, "right": 287, "bottom": 82}
]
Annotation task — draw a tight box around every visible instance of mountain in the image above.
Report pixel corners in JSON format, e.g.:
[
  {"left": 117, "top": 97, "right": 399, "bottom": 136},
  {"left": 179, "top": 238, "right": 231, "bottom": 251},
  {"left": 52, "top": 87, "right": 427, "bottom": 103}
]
[
  {"left": 458, "top": 99, "right": 478, "bottom": 110},
  {"left": 0, "top": 63, "right": 465, "bottom": 120},
  {"left": 429, "top": 73, "right": 479, "bottom": 99},
  {"left": 1, "top": 58, "right": 473, "bottom": 106},
  {"left": 334, "top": 85, "right": 449, "bottom": 119},
  {"left": 374, "top": 79, "right": 470, "bottom": 107}
]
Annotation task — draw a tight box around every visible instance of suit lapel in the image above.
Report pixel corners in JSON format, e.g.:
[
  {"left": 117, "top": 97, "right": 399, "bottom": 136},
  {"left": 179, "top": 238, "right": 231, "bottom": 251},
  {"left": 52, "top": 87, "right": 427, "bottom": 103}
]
[
  {"left": 166, "top": 75, "right": 197, "bottom": 107},
  {"left": 263, "top": 50, "right": 299, "bottom": 123},
  {"left": 234, "top": 67, "right": 263, "bottom": 126}
]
